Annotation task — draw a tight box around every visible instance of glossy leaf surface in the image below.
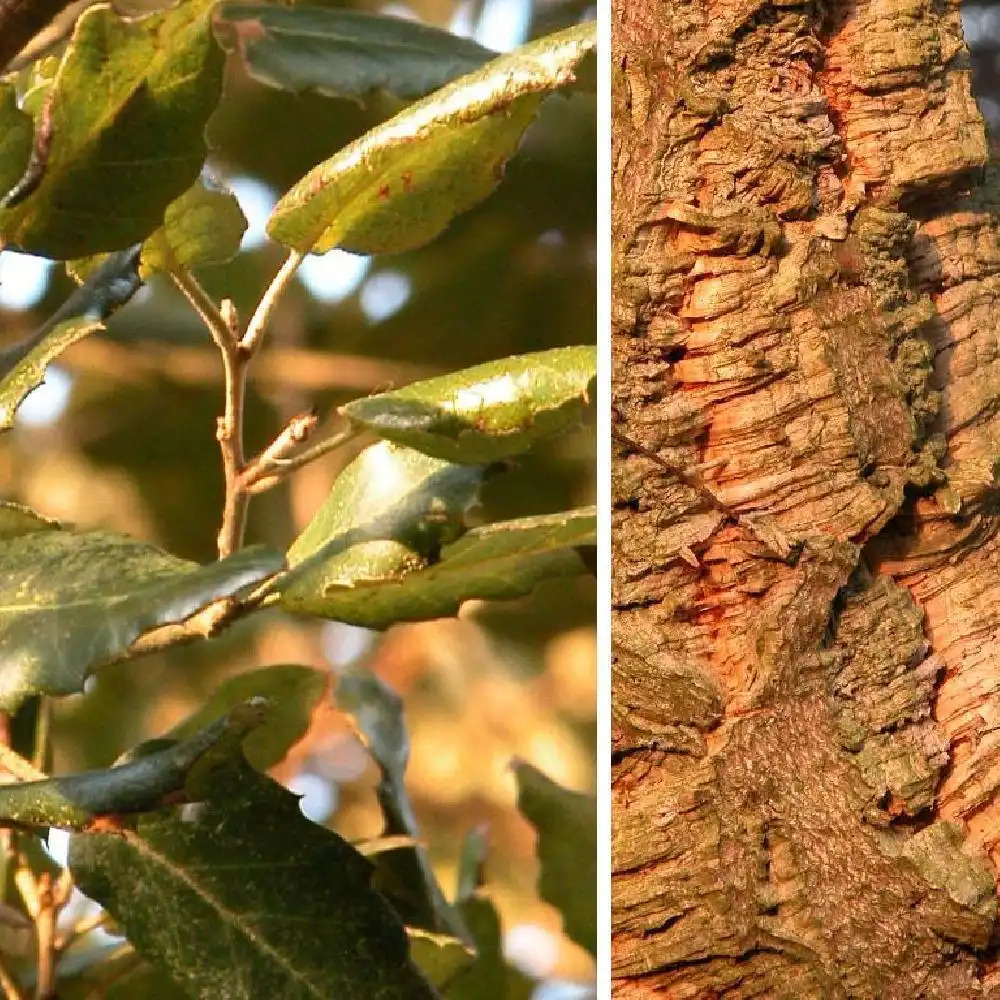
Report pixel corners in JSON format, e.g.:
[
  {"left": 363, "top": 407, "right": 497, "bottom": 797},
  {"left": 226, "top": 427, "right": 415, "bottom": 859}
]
[
  {"left": 343, "top": 346, "right": 596, "bottom": 463},
  {"left": 284, "top": 506, "right": 594, "bottom": 628},
  {"left": 0, "top": 506, "right": 282, "bottom": 711},
  {"left": 267, "top": 22, "right": 596, "bottom": 254},
  {"left": 0, "top": 702, "right": 264, "bottom": 828},
  {"left": 279, "top": 441, "right": 485, "bottom": 622},
  {"left": 140, "top": 178, "right": 248, "bottom": 277}
]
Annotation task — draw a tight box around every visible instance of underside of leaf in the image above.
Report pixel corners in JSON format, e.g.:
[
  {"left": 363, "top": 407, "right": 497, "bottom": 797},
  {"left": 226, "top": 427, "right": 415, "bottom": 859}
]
[{"left": 213, "top": 3, "right": 494, "bottom": 101}]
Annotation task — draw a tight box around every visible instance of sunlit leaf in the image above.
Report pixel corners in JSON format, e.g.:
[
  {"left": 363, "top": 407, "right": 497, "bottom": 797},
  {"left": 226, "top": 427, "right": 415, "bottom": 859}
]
[
  {"left": 16, "top": 55, "right": 60, "bottom": 117},
  {"left": 344, "top": 346, "right": 595, "bottom": 463},
  {"left": 0, "top": 702, "right": 264, "bottom": 829},
  {"left": 0, "top": 84, "right": 32, "bottom": 198},
  {"left": 407, "top": 930, "right": 474, "bottom": 989},
  {"left": 0, "top": 0, "right": 224, "bottom": 258},
  {"left": 267, "top": 22, "right": 596, "bottom": 254},
  {"left": 514, "top": 761, "right": 596, "bottom": 956},
  {"left": 167, "top": 664, "right": 327, "bottom": 770},
  {"left": 0, "top": 246, "right": 141, "bottom": 428},
  {"left": 285, "top": 507, "right": 594, "bottom": 628},
  {"left": 69, "top": 761, "right": 438, "bottom": 999},
  {"left": 278, "top": 440, "right": 486, "bottom": 621},
  {"left": 140, "top": 178, "right": 248, "bottom": 277},
  {"left": 0, "top": 502, "right": 55, "bottom": 539},
  {"left": 214, "top": 3, "right": 494, "bottom": 101},
  {"left": 0, "top": 506, "right": 283, "bottom": 712}
]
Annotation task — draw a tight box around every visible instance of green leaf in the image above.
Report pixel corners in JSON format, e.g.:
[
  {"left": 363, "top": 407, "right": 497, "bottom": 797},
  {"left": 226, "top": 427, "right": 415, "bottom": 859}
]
[
  {"left": 278, "top": 440, "right": 486, "bottom": 622},
  {"left": 284, "top": 507, "right": 594, "bottom": 628},
  {"left": 344, "top": 346, "right": 596, "bottom": 463},
  {"left": 0, "top": 246, "right": 141, "bottom": 428},
  {"left": 267, "top": 21, "right": 596, "bottom": 254},
  {"left": 407, "top": 930, "right": 474, "bottom": 990},
  {"left": 167, "top": 664, "right": 327, "bottom": 770},
  {"left": 0, "top": 501, "right": 56, "bottom": 539},
  {"left": 102, "top": 965, "right": 187, "bottom": 1000},
  {"left": 0, "top": 702, "right": 265, "bottom": 829},
  {"left": 454, "top": 826, "right": 488, "bottom": 903},
  {"left": 0, "top": 507, "right": 283, "bottom": 712},
  {"left": 514, "top": 762, "right": 596, "bottom": 956},
  {"left": 0, "top": 84, "right": 32, "bottom": 198},
  {"left": 337, "top": 668, "right": 469, "bottom": 941},
  {"left": 16, "top": 55, "right": 61, "bottom": 117},
  {"left": 0, "top": 0, "right": 225, "bottom": 258},
  {"left": 72, "top": 174, "right": 247, "bottom": 283},
  {"left": 213, "top": 3, "right": 494, "bottom": 102},
  {"left": 444, "top": 897, "right": 532, "bottom": 1000},
  {"left": 408, "top": 819, "right": 529, "bottom": 998},
  {"left": 140, "top": 177, "right": 248, "bottom": 277},
  {"left": 69, "top": 761, "right": 438, "bottom": 1000}
]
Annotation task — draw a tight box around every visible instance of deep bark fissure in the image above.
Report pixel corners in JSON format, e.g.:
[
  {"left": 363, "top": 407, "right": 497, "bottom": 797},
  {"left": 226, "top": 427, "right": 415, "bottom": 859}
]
[{"left": 612, "top": 0, "right": 1000, "bottom": 994}]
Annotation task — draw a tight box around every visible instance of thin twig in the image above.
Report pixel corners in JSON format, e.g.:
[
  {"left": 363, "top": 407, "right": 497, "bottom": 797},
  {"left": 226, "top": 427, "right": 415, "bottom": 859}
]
[
  {"left": 0, "top": 741, "right": 42, "bottom": 999},
  {"left": 245, "top": 426, "right": 362, "bottom": 495},
  {"left": 0, "top": 708, "right": 62, "bottom": 1000},
  {"left": 0, "top": 0, "right": 74, "bottom": 73},
  {"left": 52, "top": 869, "right": 73, "bottom": 911},
  {"left": 0, "top": 715, "right": 25, "bottom": 1000},
  {"left": 34, "top": 862, "right": 74, "bottom": 998},
  {"left": 170, "top": 269, "right": 248, "bottom": 557},
  {"left": 56, "top": 908, "right": 108, "bottom": 953},
  {"left": 30, "top": 701, "right": 50, "bottom": 775},
  {"left": 126, "top": 597, "right": 241, "bottom": 658},
  {"left": 171, "top": 255, "right": 346, "bottom": 555},
  {"left": 0, "top": 953, "right": 25, "bottom": 1000},
  {"left": 3, "top": 0, "right": 88, "bottom": 71},
  {"left": 241, "top": 250, "right": 305, "bottom": 355},
  {"left": 216, "top": 362, "right": 249, "bottom": 559},
  {"left": 168, "top": 269, "right": 234, "bottom": 356},
  {"left": 0, "top": 746, "right": 45, "bottom": 784},
  {"left": 14, "top": 852, "right": 39, "bottom": 919},
  {"left": 240, "top": 410, "right": 318, "bottom": 489},
  {"left": 33, "top": 873, "right": 55, "bottom": 1000}
]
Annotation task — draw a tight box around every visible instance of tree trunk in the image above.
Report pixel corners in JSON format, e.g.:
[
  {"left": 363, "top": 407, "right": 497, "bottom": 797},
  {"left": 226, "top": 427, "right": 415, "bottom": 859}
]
[{"left": 611, "top": 0, "right": 1000, "bottom": 995}]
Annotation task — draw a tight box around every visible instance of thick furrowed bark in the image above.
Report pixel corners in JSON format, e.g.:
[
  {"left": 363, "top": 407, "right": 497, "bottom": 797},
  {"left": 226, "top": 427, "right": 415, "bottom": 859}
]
[{"left": 612, "top": 0, "right": 1000, "bottom": 995}]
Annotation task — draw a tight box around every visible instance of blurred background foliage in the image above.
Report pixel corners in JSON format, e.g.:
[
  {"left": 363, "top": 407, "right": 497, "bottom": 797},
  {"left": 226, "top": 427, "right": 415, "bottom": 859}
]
[
  {"left": 965, "top": 1, "right": 1000, "bottom": 142},
  {"left": 0, "top": 0, "right": 596, "bottom": 992}
]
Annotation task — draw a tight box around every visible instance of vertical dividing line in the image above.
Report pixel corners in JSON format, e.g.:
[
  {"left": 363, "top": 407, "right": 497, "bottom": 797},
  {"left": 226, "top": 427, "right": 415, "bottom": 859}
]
[{"left": 596, "top": 0, "right": 612, "bottom": 994}]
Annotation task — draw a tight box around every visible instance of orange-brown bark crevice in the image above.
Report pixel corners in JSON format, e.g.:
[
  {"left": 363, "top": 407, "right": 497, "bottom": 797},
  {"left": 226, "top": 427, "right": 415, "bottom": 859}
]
[{"left": 613, "top": 0, "right": 1000, "bottom": 993}]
